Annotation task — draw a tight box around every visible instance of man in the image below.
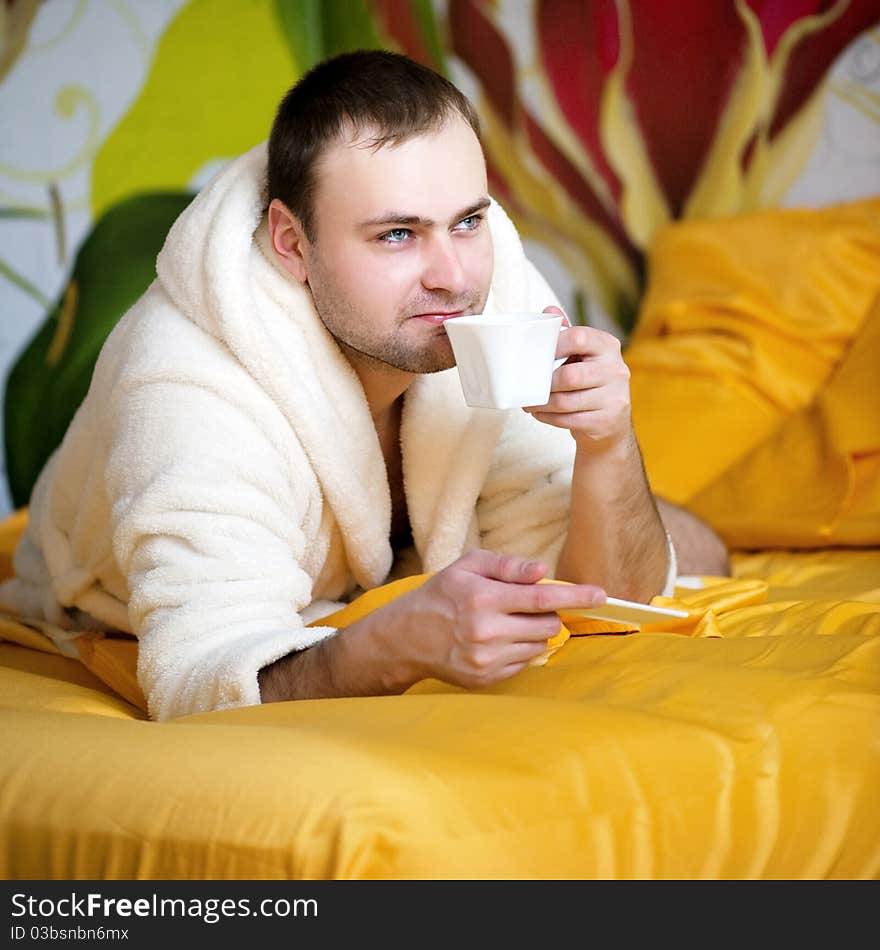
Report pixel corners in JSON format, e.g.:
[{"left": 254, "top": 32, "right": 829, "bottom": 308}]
[{"left": 0, "top": 51, "right": 728, "bottom": 720}]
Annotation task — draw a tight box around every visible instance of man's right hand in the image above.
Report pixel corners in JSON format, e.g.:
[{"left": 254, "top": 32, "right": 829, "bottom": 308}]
[{"left": 259, "top": 549, "right": 606, "bottom": 702}]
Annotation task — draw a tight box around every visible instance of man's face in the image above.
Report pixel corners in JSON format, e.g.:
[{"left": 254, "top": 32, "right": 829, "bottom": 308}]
[{"left": 299, "top": 116, "right": 494, "bottom": 375}]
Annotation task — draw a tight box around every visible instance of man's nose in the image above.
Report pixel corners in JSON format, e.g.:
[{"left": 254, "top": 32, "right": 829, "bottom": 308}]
[{"left": 421, "top": 237, "right": 467, "bottom": 295}]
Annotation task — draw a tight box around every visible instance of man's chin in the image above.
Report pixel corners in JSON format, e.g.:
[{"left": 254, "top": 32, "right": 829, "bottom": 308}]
[
  {"left": 401, "top": 352, "right": 457, "bottom": 375},
  {"left": 396, "top": 336, "right": 458, "bottom": 375}
]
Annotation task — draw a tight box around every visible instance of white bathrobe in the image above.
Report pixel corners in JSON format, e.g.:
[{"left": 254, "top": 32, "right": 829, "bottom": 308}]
[{"left": 0, "top": 143, "right": 594, "bottom": 720}]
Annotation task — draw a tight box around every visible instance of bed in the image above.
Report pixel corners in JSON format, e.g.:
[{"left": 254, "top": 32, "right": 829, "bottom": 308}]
[{"left": 1, "top": 198, "right": 878, "bottom": 880}]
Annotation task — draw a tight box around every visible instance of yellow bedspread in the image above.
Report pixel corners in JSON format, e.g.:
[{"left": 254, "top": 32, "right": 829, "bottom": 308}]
[{"left": 1, "top": 545, "right": 878, "bottom": 879}]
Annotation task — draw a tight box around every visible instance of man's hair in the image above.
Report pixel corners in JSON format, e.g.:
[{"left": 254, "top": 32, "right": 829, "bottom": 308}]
[{"left": 267, "top": 49, "right": 481, "bottom": 241}]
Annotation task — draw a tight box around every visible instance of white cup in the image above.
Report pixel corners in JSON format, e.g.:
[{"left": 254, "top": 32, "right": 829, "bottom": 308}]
[{"left": 444, "top": 312, "right": 567, "bottom": 409}]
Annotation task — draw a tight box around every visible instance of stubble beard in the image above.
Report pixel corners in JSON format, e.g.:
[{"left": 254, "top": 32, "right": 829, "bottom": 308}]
[
  {"left": 337, "top": 332, "right": 457, "bottom": 375},
  {"left": 307, "top": 260, "right": 486, "bottom": 376}
]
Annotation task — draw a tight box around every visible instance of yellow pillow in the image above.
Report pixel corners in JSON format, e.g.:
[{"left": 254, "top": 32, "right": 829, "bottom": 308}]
[
  {"left": 688, "top": 294, "right": 880, "bottom": 547},
  {"left": 628, "top": 197, "right": 880, "bottom": 505}
]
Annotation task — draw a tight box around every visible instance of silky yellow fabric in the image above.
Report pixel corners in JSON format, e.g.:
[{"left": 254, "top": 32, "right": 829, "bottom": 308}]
[
  {"left": 1, "top": 546, "right": 878, "bottom": 879},
  {"left": 628, "top": 197, "right": 880, "bottom": 515},
  {"left": 688, "top": 294, "right": 880, "bottom": 547},
  {"left": 732, "top": 548, "right": 880, "bottom": 604}
]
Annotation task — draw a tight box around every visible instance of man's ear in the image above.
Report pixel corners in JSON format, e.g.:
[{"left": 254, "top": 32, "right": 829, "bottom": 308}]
[{"left": 268, "top": 198, "right": 310, "bottom": 283}]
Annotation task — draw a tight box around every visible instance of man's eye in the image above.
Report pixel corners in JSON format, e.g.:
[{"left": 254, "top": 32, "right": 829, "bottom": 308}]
[
  {"left": 455, "top": 214, "right": 483, "bottom": 231},
  {"left": 380, "top": 228, "right": 411, "bottom": 244}
]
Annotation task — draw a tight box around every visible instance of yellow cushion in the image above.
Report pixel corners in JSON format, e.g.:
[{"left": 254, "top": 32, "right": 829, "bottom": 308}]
[
  {"left": 628, "top": 197, "right": 880, "bottom": 506},
  {"left": 688, "top": 294, "right": 880, "bottom": 547}
]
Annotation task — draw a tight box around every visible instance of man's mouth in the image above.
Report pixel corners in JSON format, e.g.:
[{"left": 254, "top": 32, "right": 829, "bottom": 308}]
[{"left": 409, "top": 310, "right": 467, "bottom": 325}]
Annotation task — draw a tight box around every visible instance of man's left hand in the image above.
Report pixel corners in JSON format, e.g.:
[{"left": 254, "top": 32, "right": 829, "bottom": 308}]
[{"left": 523, "top": 305, "right": 632, "bottom": 450}]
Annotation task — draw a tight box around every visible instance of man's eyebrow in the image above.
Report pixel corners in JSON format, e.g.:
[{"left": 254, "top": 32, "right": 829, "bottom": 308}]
[
  {"left": 454, "top": 198, "right": 491, "bottom": 221},
  {"left": 357, "top": 197, "right": 491, "bottom": 230}
]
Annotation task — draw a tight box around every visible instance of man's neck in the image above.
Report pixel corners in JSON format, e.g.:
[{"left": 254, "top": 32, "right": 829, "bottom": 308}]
[{"left": 338, "top": 341, "right": 414, "bottom": 425}]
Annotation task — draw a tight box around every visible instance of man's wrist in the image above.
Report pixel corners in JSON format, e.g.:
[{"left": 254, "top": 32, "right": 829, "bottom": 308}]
[
  {"left": 572, "top": 427, "right": 639, "bottom": 467},
  {"left": 258, "top": 641, "right": 325, "bottom": 702},
  {"left": 344, "top": 601, "right": 420, "bottom": 693},
  {"left": 258, "top": 610, "right": 412, "bottom": 702}
]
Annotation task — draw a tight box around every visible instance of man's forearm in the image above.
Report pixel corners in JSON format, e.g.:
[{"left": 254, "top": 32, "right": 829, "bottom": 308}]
[
  {"left": 258, "top": 614, "right": 413, "bottom": 703},
  {"left": 555, "top": 432, "right": 669, "bottom": 601}
]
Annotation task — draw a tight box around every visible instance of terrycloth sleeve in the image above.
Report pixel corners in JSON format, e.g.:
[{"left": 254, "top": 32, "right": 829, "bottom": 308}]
[{"left": 103, "top": 318, "right": 336, "bottom": 721}]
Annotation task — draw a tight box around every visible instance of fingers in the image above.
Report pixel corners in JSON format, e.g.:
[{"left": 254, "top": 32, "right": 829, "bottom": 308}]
[
  {"left": 451, "top": 551, "right": 605, "bottom": 612},
  {"left": 525, "top": 388, "right": 608, "bottom": 415},
  {"left": 497, "top": 580, "right": 606, "bottom": 615},
  {"left": 455, "top": 633, "right": 559, "bottom": 688},
  {"left": 457, "top": 548, "right": 548, "bottom": 585},
  {"left": 542, "top": 304, "right": 571, "bottom": 328},
  {"left": 495, "top": 658, "right": 543, "bottom": 680},
  {"left": 494, "top": 612, "right": 565, "bottom": 643},
  {"left": 522, "top": 341, "right": 630, "bottom": 415},
  {"left": 527, "top": 410, "right": 598, "bottom": 430},
  {"left": 550, "top": 359, "right": 630, "bottom": 393},
  {"left": 501, "top": 639, "right": 554, "bottom": 666},
  {"left": 522, "top": 370, "right": 596, "bottom": 413},
  {"left": 549, "top": 362, "right": 602, "bottom": 394},
  {"left": 554, "top": 325, "right": 621, "bottom": 360}
]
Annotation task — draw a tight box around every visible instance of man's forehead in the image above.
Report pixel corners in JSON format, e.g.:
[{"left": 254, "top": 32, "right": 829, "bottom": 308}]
[
  {"left": 328, "top": 113, "right": 479, "bottom": 158},
  {"left": 313, "top": 117, "right": 487, "bottom": 219}
]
